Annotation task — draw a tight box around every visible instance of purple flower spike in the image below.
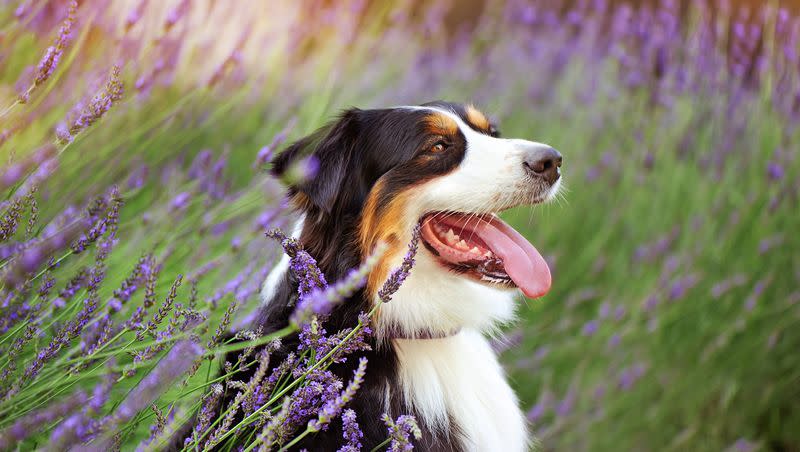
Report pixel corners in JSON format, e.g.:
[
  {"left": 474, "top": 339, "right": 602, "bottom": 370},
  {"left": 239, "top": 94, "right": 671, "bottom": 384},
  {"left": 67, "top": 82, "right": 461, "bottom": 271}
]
[
  {"left": 337, "top": 409, "right": 363, "bottom": 452},
  {"left": 582, "top": 319, "right": 599, "bottom": 336},
  {"left": 309, "top": 357, "right": 368, "bottom": 432},
  {"left": 164, "top": 0, "right": 190, "bottom": 30},
  {"left": 0, "top": 391, "right": 89, "bottom": 449},
  {"left": 28, "top": 1, "right": 77, "bottom": 96},
  {"left": 382, "top": 414, "right": 422, "bottom": 452},
  {"left": 58, "top": 65, "right": 124, "bottom": 143},
  {"left": 0, "top": 144, "right": 57, "bottom": 191},
  {"left": 116, "top": 340, "right": 203, "bottom": 421},
  {"left": 125, "top": 0, "right": 147, "bottom": 30},
  {"left": 731, "top": 438, "right": 757, "bottom": 452},
  {"left": 292, "top": 244, "right": 386, "bottom": 325},
  {"left": 526, "top": 401, "right": 548, "bottom": 423},
  {"left": 266, "top": 229, "right": 329, "bottom": 298},
  {"left": 171, "top": 191, "right": 191, "bottom": 210},
  {"left": 378, "top": 224, "right": 421, "bottom": 303},
  {"left": 766, "top": 162, "right": 784, "bottom": 181}
]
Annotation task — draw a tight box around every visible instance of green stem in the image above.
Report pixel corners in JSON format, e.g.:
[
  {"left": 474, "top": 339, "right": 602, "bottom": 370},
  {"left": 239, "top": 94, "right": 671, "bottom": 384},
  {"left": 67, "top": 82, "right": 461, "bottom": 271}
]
[
  {"left": 213, "top": 306, "right": 380, "bottom": 451},
  {"left": 369, "top": 437, "right": 391, "bottom": 452},
  {"left": 277, "top": 427, "right": 312, "bottom": 452}
]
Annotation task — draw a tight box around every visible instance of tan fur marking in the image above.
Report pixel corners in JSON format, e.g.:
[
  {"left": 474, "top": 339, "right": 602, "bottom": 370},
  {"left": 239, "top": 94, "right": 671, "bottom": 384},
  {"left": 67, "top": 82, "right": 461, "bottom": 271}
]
[
  {"left": 359, "top": 179, "right": 411, "bottom": 300},
  {"left": 291, "top": 193, "right": 312, "bottom": 210},
  {"left": 424, "top": 112, "right": 458, "bottom": 137},
  {"left": 466, "top": 104, "right": 491, "bottom": 132}
]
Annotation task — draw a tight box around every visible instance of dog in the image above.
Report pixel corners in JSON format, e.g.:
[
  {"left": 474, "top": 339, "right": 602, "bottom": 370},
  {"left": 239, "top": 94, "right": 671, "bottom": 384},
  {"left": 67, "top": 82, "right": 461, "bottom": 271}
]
[{"left": 253, "top": 101, "right": 562, "bottom": 451}]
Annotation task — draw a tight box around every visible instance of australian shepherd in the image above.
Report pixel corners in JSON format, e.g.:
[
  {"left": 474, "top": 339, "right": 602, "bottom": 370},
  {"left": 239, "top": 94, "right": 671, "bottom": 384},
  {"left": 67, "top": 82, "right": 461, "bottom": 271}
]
[{"left": 251, "top": 101, "right": 562, "bottom": 451}]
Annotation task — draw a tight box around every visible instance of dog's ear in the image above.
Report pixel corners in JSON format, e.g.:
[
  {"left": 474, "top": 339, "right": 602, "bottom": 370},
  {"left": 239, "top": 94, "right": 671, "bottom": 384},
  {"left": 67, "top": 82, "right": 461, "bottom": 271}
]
[{"left": 271, "top": 109, "right": 361, "bottom": 214}]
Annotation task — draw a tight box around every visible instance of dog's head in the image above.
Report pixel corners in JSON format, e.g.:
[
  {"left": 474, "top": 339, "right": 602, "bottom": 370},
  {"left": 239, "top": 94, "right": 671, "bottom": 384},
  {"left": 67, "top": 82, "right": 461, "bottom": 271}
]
[{"left": 273, "top": 101, "right": 562, "bottom": 336}]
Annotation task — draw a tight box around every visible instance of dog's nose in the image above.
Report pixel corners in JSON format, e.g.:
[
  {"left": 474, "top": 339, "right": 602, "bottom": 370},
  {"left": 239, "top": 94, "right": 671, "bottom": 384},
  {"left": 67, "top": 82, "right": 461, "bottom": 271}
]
[{"left": 523, "top": 145, "right": 562, "bottom": 184}]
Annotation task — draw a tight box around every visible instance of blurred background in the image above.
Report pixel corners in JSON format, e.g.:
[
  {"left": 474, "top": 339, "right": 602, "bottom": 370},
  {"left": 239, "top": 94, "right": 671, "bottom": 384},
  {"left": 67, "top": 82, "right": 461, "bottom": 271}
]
[{"left": 1, "top": 0, "right": 799, "bottom": 450}]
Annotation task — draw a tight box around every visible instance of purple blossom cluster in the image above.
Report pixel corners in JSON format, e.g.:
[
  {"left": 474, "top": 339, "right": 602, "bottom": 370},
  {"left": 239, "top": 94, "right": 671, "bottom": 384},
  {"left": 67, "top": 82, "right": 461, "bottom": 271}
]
[
  {"left": 339, "top": 408, "right": 363, "bottom": 452},
  {"left": 377, "top": 225, "right": 420, "bottom": 303},
  {"left": 20, "top": 0, "right": 78, "bottom": 102},
  {"left": 382, "top": 414, "right": 422, "bottom": 452},
  {"left": 178, "top": 225, "right": 422, "bottom": 450},
  {"left": 56, "top": 65, "right": 125, "bottom": 144},
  {"left": 308, "top": 357, "right": 368, "bottom": 432},
  {"left": 0, "top": 148, "right": 275, "bottom": 449}
]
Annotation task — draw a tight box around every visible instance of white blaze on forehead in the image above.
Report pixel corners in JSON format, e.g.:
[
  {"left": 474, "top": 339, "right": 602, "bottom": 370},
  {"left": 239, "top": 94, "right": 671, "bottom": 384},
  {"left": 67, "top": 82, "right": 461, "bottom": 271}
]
[{"left": 406, "top": 106, "right": 559, "bottom": 215}]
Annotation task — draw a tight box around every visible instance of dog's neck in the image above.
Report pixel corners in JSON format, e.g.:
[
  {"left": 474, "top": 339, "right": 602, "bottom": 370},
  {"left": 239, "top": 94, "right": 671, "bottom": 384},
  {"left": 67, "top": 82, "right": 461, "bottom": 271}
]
[{"left": 382, "top": 326, "right": 462, "bottom": 340}]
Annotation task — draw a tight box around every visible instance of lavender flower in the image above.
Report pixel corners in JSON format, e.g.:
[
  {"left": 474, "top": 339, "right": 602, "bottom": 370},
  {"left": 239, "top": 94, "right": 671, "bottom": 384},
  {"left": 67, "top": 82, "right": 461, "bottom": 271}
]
[
  {"left": 618, "top": 363, "right": 648, "bottom": 390},
  {"left": 117, "top": 340, "right": 203, "bottom": 421},
  {"left": 254, "top": 118, "right": 297, "bottom": 168},
  {"left": 382, "top": 414, "right": 422, "bottom": 452},
  {"left": 53, "top": 266, "right": 89, "bottom": 308},
  {"left": 730, "top": 438, "right": 757, "bottom": 452},
  {"left": 554, "top": 389, "right": 576, "bottom": 417},
  {"left": 266, "top": 228, "right": 329, "bottom": 298},
  {"left": 18, "top": 277, "right": 105, "bottom": 388},
  {"left": 109, "top": 254, "right": 153, "bottom": 311},
  {"left": 526, "top": 397, "right": 550, "bottom": 424},
  {"left": 0, "top": 390, "right": 88, "bottom": 449},
  {"left": 308, "top": 357, "right": 368, "bottom": 432},
  {"left": 71, "top": 186, "right": 123, "bottom": 254},
  {"left": 185, "top": 383, "right": 224, "bottom": 448},
  {"left": 24, "top": 0, "right": 77, "bottom": 99},
  {"left": 337, "top": 409, "right": 363, "bottom": 452},
  {"left": 378, "top": 224, "right": 421, "bottom": 303},
  {"left": 137, "top": 407, "right": 184, "bottom": 452},
  {"left": 0, "top": 144, "right": 57, "bottom": 191},
  {"left": 0, "top": 197, "right": 24, "bottom": 242},
  {"left": 164, "top": 0, "right": 190, "bottom": 30},
  {"left": 581, "top": 319, "right": 599, "bottom": 336},
  {"left": 145, "top": 404, "right": 169, "bottom": 444},
  {"left": 46, "top": 371, "right": 116, "bottom": 450},
  {"left": 203, "top": 348, "right": 275, "bottom": 449},
  {"left": 206, "top": 299, "right": 237, "bottom": 353},
  {"left": 125, "top": 0, "right": 147, "bottom": 30},
  {"left": 766, "top": 162, "right": 784, "bottom": 181},
  {"left": 57, "top": 65, "right": 124, "bottom": 143},
  {"left": 316, "top": 313, "right": 373, "bottom": 364},
  {"left": 285, "top": 368, "right": 343, "bottom": 431},
  {"left": 136, "top": 274, "right": 183, "bottom": 340},
  {"left": 292, "top": 243, "right": 386, "bottom": 325},
  {"left": 171, "top": 191, "right": 191, "bottom": 210}
]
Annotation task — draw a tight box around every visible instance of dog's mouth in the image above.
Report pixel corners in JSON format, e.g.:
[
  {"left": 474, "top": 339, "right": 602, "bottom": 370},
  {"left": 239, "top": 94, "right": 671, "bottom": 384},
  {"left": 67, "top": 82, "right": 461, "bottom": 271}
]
[{"left": 419, "top": 212, "right": 551, "bottom": 298}]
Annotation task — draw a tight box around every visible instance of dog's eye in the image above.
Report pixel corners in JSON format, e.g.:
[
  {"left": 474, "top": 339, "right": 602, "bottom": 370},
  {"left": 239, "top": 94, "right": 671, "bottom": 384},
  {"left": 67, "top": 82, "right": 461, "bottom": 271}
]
[{"left": 431, "top": 142, "right": 447, "bottom": 153}]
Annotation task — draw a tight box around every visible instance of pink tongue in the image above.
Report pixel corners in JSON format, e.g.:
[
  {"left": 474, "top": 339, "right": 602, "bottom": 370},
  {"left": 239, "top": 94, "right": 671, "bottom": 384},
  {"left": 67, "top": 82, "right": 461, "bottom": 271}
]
[{"left": 442, "top": 215, "right": 551, "bottom": 299}]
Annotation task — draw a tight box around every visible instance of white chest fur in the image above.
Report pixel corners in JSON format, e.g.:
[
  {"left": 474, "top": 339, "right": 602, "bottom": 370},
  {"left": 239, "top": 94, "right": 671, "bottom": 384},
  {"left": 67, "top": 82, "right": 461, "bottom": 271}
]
[{"left": 393, "top": 330, "right": 528, "bottom": 452}]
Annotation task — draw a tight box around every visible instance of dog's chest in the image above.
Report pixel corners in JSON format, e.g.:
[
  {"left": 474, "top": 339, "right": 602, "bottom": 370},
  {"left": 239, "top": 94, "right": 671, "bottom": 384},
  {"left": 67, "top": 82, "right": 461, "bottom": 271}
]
[{"left": 393, "top": 331, "right": 528, "bottom": 451}]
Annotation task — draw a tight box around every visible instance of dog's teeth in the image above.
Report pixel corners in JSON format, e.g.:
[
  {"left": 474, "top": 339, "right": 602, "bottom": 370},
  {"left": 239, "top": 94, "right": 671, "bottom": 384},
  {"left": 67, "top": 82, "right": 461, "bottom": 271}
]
[
  {"left": 483, "top": 250, "right": 493, "bottom": 258},
  {"left": 456, "top": 240, "right": 469, "bottom": 250},
  {"left": 469, "top": 246, "right": 481, "bottom": 255},
  {"left": 446, "top": 228, "right": 459, "bottom": 245}
]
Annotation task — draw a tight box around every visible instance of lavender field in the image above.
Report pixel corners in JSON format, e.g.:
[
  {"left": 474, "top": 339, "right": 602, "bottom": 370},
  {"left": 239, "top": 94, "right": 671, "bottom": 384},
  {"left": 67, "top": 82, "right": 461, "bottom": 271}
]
[{"left": 1, "top": 0, "right": 798, "bottom": 450}]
